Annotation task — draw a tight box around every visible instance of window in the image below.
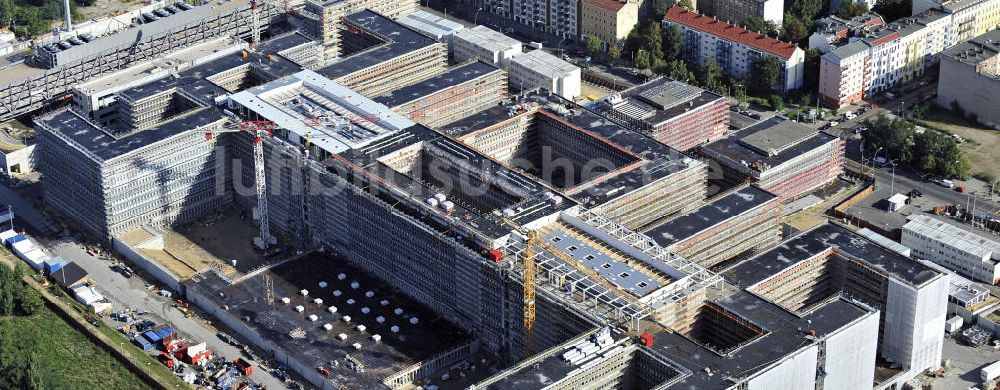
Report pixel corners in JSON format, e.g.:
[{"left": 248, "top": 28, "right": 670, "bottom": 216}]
[
  {"left": 618, "top": 272, "right": 629, "bottom": 278},
  {"left": 637, "top": 282, "right": 648, "bottom": 288},
  {"left": 602, "top": 263, "right": 612, "bottom": 269},
  {"left": 567, "top": 245, "right": 577, "bottom": 252},
  {"left": 551, "top": 236, "right": 562, "bottom": 243},
  {"left": 585, "top": 254, "right": 595, "bottom": 261}
]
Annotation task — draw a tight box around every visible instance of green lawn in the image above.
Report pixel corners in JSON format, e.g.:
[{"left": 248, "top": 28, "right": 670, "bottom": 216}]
[{"left": 0, "top": 308, "right": 146, "bottom": 389}]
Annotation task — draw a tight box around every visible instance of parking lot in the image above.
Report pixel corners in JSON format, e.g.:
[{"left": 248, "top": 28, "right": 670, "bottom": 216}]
[{"left": 924, "top": 333, "right": 1000, "bottom": 389}]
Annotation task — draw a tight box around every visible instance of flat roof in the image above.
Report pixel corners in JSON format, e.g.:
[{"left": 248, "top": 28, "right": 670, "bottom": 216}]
[
  {"left": 452, "top": 26, "right": 521, "bottom": 53},
  {"left": 904, "top": 215, "right": 1000, "bottom": 260},
  {"left": 738, "top": 119, "right": 817, "bottom": 156},
  {"left": 646, "top": 186, "right": 777, "bottom": 247},
  {"left": 943, "top": 28, "right": 1000, "bottom": 68},
  {"left": 726, "top": 223, "right": 941, "bottom": 288},
  {"left": 373, "top": 61, "right": 501, "bottom": 108},
  {"left": 76, "top": 37, "right": 245, "bottom": 95},
  {"left": 232, "top": 69, "right": 412, "bottom": 155},
  {"left": 654, "top": 291, "right": 873, "bottom": 389},
  {"left": 702, "top": 117, "right": 838, "bottom": 173},
  {"left": 395, "top": 10, "right": 465, "bottom": 39},
  {"left": 317, "top": 10, "right": 440, "bottom": 79},
  {"left": 509, "top": 50, "right": 579, "bottom": 78},
  {"left": 543, "top": 229, "right": 663, "bottom": 297},
  {"left": 602, "top": 77, "right": 724, "bottom": 127},
  {"left": 438, "top": 92, "right": 698, "bottom": 208},
  {"left": 186, "top": 254, "right": 472, "bottom": 389},
  {"left": 36, "top": 107, "right": 225, "bottom": 161}
]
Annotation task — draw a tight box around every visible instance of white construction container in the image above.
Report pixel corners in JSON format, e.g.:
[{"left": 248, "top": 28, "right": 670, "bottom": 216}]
[
  {"left": 342, "top": 315, "right": 352, "bottom": 323},
  {"left": 945, "top": 316, "right": 964, "bottom": 333},
  {"left": 352, "top": 343, "right": 362, "bottom": 350},
  {"left": 410, "top": 317, "right": 419, "bottom": 325},
  {"left": 337, "top": 333, "right": 348, "bottom": 340},
  {"left": 350, "top": 281, "right": 360, "bottom": 289},
  {"left": 365, "top": 291, "right": 374, "bottom": 298},
  {"left": 300, "top": 289, "right": 309, "bottom": 296},
  {"left": 361, "top": 307, "right": 370, "bottom": 314},
  {"left": 323, "top": 323, "right": 333, "bottom": 331},
  {"left": 982, "top": 360, "right": 1000, "bottom": 382},
  {"left": 390, "top": 325, "right": 400, "bottom": 333},
  {"left": 376, "top": 316, "right": 385, "bottom": 324},
  {"left": 337, "top": 273, "right": 347, "bottom": 280},
  {"left": 327, "top": 306, "right": 338, "bottom": 314},
  {"left": 371, "top": 334, "right": 381, "bottom": 342},
  {"left": 307, "top": 314, "right": 319, "bottom": 322},
  {"left": 313, "top": 298, "right": 323, "bottom": 305},
  {"left": 294, "top": 305, "right": 305, "bottom": 312},
  {"left": 333, "top": 290, "right": 342, "bottom": 297},
  {"left": 346, "top": 299, "right": 356, "bottom": 305},
  {"left": 394, "top": 308, "right": 404, "bottom": 315},
  {"left": 281, "top": 297, "right": 291, "bottom": 304},
  {"left": 318, "top": 281, "right": 328, "bottom": 288},
  {"left": 356, "top": 324, "right": 366, "bottom": 332}
]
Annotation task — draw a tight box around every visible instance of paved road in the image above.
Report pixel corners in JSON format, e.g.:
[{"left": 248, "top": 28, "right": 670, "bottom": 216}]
[{"left": 2, "top": 185, "right": 287, "bottom": 389}]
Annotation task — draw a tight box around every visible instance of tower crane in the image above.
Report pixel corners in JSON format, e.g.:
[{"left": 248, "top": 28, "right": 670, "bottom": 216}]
[
  {"left": 500, "top": 218, "right": 654, "bottom": 357},
  {"left": 205, "top": 119, "right": 274, "bottom": 249}
]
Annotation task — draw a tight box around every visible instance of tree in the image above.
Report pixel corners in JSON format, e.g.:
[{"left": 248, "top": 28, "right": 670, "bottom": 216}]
[
  {"left": 668, "top": 59, "right": 696, "bottom": 82},
  {"left": 664, "top": 24, "right": 683, "bottom": 63},
  {"left": 913, "top": 129, "right": 970, "bottom": 179},
  {"left": 790, "top": 0, "right": 824, "bottom": 22},
  {"left": 698, "top": 60, "right": 725, "bottom": 94},
  {"left": 780, "top": 13, "right": 808, "bottom": 42},
  {"left": 836, "top": 0, "right": 870, "bottom": 19},
  {"left": 744, "top": 16, "right": 779, "bottom": 38},
  {"left": 950, "top": 100, "right": 965, "bottom": 118},
  {"left": 17, "top": 288, "right": 42, "bottom": 316},
  {"left": 802, "top": 48, "right": 822, "bottom": 94},
  {"left": 872, "top": 0, "right": 912, "bottom": 22},
  {"left": 750, "top": 56, "right": 781, "bottom": 95},
  {"left": 608, "top": 45, "right": 622, "bottom": 64},
  {"left": 645, "top": 21, "right": 665, "bottom": 69},
  {"left": 583, "top": 35, "right": 602, "bottom": 56},
  {"left": 676, "top": 0, "right": 694, "bottom": 10},
  {"left": 862, "top": 114, "right": 916, "bottom": 163},
  {"left": 0, "top": 263, "right": 17, "bottom": 316},
  {"left": 634, "top": 50, "right": 651, "bottom": 69},
  {"left": 770, "top": 95, "right": 785, "bottom": 111}
]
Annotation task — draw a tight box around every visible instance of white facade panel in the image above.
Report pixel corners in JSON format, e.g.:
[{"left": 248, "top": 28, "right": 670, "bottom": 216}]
[
  {"left": 822, "top": 309, "right": 879, "bottom": 390},
  {"left": 883, "top": 275, "right": 948, "bottom": 384},
  {"left": 747, "top": 344, "right": 818, "bottom": 390}
]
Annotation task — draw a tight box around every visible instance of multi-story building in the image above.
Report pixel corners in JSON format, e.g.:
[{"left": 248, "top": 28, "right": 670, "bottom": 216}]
[
  {"left": 936, "top": 28, "right": 1000, "bottom": 129},
  {"left": 593, "top": 77, "right": 728, "bottom": 151},
  {"left": 301, "top": 0, "right": 418, "bottom": 62},
  {"left": 486, "top": 0, "right": 581, "bottom": 39},
  {"left": 452, "top": 26, "right": 524, "bottom": 68},
  {"left": 903, "top": 215, "right": 1000, "bottom": 285},
  {"left": 395, "top": 10, "right": 466, "bottom": 46},
  {"left": 662, "top": 6, "right": 805, "bottom": 93},
  {"left": 808, "top": 13, "right": 885, "bottom": 53},
  {"left": 700, "top": 117, "right": 844, "bottom": 200},
  {"left": 726, "top": 222, "right": 949, "bottom": 388},
  {"left": 644, "top": 185, "right": 782, "bottom": 268},
  {"left": 580, "top": 0, "right": 641, "bottom": 50},
  {"left": 507, "top": 49, "right": 581, "bottom": 100},
  {"left": 316, "top": 11, "right": 448, "bottom": 98},
  {"left": 700, "top": 0, "right": 783, "bottom": 26},
  {"left": 819, "top": 0, "right": 1000, "bottom": 109},
  {"left": 374, "top": 61, "right": 508, "bottom": 128}
]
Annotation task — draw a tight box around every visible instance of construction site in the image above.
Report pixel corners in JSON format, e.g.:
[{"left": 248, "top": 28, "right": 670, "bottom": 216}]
[{"left": 14, "top": 0, "right": 956, "bottom": 388}]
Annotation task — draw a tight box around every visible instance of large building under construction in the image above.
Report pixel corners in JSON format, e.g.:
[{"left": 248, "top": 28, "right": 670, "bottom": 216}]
[{"left": 26, "top": 5, "right": 951, "bottom": 390}]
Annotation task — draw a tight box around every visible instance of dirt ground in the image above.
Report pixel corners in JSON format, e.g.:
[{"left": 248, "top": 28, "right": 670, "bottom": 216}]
[
  {"left": 783, "top": 181, "right": 862, "bottom": 232},
  {"left": 78, "top": 0, "right": 145, "bottom": 22},
  {"left": 580, "top": 82, "right": 614, "bottom": 102},
  {"left": 124, "top": 208, "right": 272, "bottom": 280},
  {"left": 918, "top": 110, "right": 1000, "bottom": 179}
]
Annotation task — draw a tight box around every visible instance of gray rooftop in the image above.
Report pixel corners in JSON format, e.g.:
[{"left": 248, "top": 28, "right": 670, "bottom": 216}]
[
  {"left": 317, "top": 10, "right": 440, "bottom": 79},
  {"left": 543, "top": 230, "right": 662, "bottom": 297},
  {"left": 702, "top": 116, "right": 839, "bottom": 173},
  {"left": 645, "top": 186, "right": 777, "bottom": 247},
  {"left": 599, "top": 77, "right": 725, "bottom": 128},
  {"left": 738, "top": 119, "right": 816, "bottom": 156},
  {"left": 943, "top": 28, "right": 1000, "bottom": 68},
  {"left": 452, "top": 26, "right": 521, "bottom": 53},
  {"left": 726, "top": 223, "right": 942, "bottom": 288},
  {"left": 35, "top": 107, "right": 224, "bottom": 161},
  {"left": 373, "top": 61, "right": 501, "bottom": 108},
  {"left": 394, "top": 10, "right": 465, "bottom": 40}
]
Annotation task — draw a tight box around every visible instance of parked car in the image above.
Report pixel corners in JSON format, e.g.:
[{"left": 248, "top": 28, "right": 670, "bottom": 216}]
[
  {"left": 955, "top": 185, "right": 965, "bottom": 193},
  {"left": 909, "top": 189, "right": 923, "bottom": 198},
  {"left": 845, "top": 111, "right": 857, "bottom": 120},
  {"left": 829, "top": 121, "right": 840, "bottom": 128},
  {"left": 935, "top": 178, "right": 955, "bottom": 188}
]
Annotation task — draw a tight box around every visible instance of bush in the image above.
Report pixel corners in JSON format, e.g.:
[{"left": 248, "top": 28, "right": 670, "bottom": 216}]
[{"left": 973, "top": 171, "right": 997, "bottom": 183}]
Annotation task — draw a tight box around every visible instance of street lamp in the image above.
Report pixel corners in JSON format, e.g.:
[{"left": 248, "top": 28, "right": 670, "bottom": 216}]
[
  {"left": 888, "top": 159, "right": 898, "bottom": 195},
  {"left": 869, "top": 146, "right": 884, "bottom": 181},
  {"left": 474, "top": 7, "right": 483, "bottom": 25}
]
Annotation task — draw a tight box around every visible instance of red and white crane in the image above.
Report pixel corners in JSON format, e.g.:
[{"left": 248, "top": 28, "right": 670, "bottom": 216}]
[{"left": 205, "top": 120, "right": 274, "bottom": 249}]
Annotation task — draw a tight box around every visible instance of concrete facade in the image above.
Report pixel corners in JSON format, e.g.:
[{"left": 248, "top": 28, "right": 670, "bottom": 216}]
[
  {"left": 580, "top": 0, "right": 641, "bottom": 50},
  {"left": 903, "top": 215, "right": 1000, "bottom": 285},
  {"left": 508, "top": 49, "right": 582, "bottom": 100},
  {"left": 936, "top": 28, "right": 1000, "bottom": 129}
]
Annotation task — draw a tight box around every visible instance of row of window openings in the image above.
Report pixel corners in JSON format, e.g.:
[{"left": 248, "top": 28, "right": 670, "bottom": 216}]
[{"left": 549, "top": 236, "right": 649, "bottom": 288}]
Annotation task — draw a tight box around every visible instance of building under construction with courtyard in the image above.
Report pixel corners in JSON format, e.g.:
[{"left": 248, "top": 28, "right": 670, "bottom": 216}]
[{"left": 26, "top": 5, "right": 952, "bottom": 390}]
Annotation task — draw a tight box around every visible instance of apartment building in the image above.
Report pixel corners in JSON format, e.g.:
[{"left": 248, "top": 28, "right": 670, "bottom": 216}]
[
  {"left": 662, "top": 6, "right": 805, "bottom": 93},
  {"left": 808, "top": 13, "right": 885, "bottom": 53},
  {"left": 903, "top": 215, "right": 1000, "bottom": 285},
  {"left": 701, "top": 0, "right": 784, "bottom": 26},
  {"left": 937, "top": 28, "right": 1000, "bottom": 129},
  {"left": 580, "top": 0, "right": 641, "bottom": 50},
  {"left": 819, "top": 0, "right": 1000, "bottom": 109},
  {"left": 594, "top": 77, "right": 728, "bottom": 151},
  {"left": 482, "top": 0, "right": 581, "bottom": 39},
  {"left": 452, "top": 26, "right": 524, "bottom": 68},
  {"left": 701, "top": 117, "right": 844, "bottom": 200},
  {"left": 508, "top": 49, "right": 582, "bottom": 100}
]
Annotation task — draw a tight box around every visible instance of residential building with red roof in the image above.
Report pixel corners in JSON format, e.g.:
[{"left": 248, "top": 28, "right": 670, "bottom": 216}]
[{"left": 662, "top": 6, "right": 805, "bottom": 93}]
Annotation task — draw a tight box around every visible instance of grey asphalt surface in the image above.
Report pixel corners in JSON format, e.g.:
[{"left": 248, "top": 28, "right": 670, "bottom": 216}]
[{"left": 1, "top": 183, "right": 288, "bottom": 389}]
